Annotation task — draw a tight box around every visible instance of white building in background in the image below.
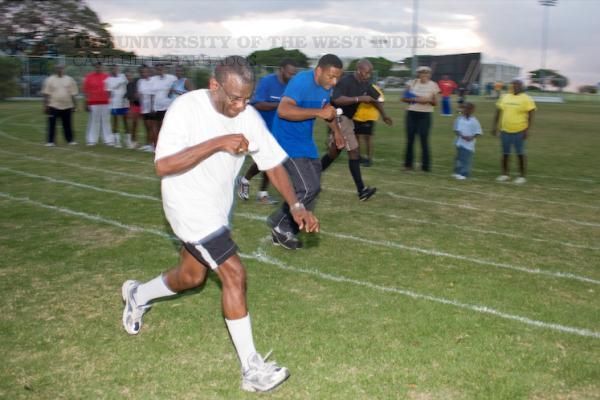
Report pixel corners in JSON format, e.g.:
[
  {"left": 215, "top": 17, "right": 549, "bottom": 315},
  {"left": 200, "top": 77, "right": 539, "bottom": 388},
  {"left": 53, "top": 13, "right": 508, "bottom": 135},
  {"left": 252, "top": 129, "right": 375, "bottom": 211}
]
[{"left": 480, "top": 62, "right": 521, "bottom": 87}]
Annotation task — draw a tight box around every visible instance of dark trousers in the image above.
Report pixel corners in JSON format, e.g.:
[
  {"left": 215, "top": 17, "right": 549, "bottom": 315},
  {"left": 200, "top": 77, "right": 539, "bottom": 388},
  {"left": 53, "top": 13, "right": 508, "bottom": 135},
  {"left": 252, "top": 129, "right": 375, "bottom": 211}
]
[
  {"left": 404, "top": 110, "right": 432, "bottom": 171},
  {"left": 48, "top": 107, "right": 74, "bottom": 143},
  {"left": 268, "top": 158, "right": 321, "bottom": 235}
]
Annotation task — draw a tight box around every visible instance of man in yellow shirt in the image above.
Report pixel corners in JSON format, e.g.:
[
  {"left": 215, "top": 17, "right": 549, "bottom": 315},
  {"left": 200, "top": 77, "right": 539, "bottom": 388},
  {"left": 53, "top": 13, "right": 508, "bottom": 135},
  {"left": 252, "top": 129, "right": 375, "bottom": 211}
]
[
  {"left": 491, "top": 79, "right": 536, "bottom": 184},
  {"left": 353, "top": 83, "right": 384, "bottom": 167}
]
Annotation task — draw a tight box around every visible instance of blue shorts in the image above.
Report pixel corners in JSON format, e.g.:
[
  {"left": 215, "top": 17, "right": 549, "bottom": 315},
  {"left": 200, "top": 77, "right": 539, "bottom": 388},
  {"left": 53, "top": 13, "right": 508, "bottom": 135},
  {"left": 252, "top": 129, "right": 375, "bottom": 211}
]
[
  {"left": 111, "top": 108, "right": 128, "bottom": 116},
  {"left": 501, "top": 131, "right": 526, "bottom": 155}
]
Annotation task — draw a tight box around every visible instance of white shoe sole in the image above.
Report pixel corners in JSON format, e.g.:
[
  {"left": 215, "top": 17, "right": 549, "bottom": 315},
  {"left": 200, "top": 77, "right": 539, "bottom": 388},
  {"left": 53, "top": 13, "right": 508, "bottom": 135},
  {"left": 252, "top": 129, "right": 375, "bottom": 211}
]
[
  {"left": 121, "top": 280, "right": 140, "bottom": 335},
  {"left": 241, "top": 368, "right": 290, "bottom": 392}
]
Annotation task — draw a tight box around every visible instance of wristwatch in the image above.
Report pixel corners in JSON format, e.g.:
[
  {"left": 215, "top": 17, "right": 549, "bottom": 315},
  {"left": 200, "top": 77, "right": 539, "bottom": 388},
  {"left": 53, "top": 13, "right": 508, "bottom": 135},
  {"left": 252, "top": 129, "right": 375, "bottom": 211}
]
[{"left": 290, "top": 202, "right": 305, "bottom": 212}]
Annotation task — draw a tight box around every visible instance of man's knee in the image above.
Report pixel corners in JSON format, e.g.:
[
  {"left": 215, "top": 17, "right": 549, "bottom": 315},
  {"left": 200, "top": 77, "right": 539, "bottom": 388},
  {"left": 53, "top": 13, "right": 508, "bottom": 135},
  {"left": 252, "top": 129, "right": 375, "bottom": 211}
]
[{"left": 218, "top": 258, "right": 247, "bottom": 292}]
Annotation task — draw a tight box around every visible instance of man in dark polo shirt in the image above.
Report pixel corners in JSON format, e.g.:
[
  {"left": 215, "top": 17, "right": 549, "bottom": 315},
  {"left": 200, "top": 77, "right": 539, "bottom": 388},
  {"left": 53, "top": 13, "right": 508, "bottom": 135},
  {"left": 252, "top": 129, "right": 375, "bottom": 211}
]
[{"left": 321, "top": 59, "right": 393, "bottom": 201}]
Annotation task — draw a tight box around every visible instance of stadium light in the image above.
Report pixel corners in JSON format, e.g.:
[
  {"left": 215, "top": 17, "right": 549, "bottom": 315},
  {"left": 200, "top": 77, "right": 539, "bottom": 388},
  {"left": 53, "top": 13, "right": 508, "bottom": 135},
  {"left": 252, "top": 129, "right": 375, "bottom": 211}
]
[
  {"left": 410, "top": 0, "right": 420, "bottom": 76},
  {"left": 539, "top": 0, "right": 557, "bottom": 91}
]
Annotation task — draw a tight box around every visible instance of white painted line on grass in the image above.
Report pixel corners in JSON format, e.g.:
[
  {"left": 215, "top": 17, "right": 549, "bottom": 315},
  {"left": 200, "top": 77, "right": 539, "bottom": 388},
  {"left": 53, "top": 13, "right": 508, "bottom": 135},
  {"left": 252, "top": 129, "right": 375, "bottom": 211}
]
[
  {"left": 235, "top": 212, "right": 600, "bottom": 285},
  {"left": 385, "top": 190, "right": 600, "bottom": 228},
  {"left": 0, "top": 150, "right": 159, "bottom": 182},
  {"left": 5, "top": 149, "right": 598, "bottom": 253},
  {"left": 363, "top": 210, "right": 600, "bottom": 252},
  {"left": 0, "top": 129, "right": 152, "bottom": 167},
  {"left": 247, "top": 248, "right": 600, "bottom": 339},
  {"left": 3, "top": 166, "right": 599, "bottom": 286},
  {"left": 0, "top": 167, "right": 159, "bottom": 201},
  {"left": 2, "top": 191, "right": 598, "bottom": 340},
  {"left": 326, "top": 169, "right": 600, "bottom": 210}
]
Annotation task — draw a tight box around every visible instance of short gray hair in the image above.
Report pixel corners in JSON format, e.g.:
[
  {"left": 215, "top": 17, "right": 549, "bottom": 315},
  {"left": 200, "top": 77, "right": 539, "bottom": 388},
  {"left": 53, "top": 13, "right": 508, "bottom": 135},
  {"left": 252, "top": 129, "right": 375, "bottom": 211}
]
[{"left": 214, "top": 55, "right": 255, "bottom": 85}]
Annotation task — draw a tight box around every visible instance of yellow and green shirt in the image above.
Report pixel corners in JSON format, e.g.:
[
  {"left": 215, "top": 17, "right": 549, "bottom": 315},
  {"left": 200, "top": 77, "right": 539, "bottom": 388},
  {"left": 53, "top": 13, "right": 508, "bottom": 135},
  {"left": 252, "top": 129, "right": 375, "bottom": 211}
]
[{"left": 496, "top": 93, "right": 536, "bottom": 133}]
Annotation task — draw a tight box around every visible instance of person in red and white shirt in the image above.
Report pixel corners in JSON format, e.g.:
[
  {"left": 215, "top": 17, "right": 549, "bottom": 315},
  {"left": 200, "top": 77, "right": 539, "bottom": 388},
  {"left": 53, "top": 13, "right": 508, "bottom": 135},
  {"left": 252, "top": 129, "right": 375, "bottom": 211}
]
[{"left": 83, "top": 62, "right": 112, "bottom": 146}]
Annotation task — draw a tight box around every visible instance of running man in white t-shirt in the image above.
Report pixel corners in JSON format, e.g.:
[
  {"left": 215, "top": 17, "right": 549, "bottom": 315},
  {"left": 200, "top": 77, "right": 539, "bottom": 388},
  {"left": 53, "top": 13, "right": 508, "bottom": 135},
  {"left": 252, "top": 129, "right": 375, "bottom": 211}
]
[{"left": 121, "top": 56, "right": 319, "bottom": 393}]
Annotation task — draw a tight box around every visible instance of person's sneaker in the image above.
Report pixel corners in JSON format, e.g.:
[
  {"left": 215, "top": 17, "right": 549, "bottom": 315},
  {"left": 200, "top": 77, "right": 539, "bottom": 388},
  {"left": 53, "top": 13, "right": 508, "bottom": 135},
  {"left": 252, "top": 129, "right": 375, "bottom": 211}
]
[
  {"left": 455, "top": 174, "right": 467, "bottom": 180},
  {"left": 44, "top": 142, "right": 56, "bottom": 147},
  {"left": 68, "top": 141, "right": 78, "bottom": 145},
  {"left": 513, "top": 176, "right": 527, "bottom": 184},
  {"left": 257, "top": 191, "right": 278, "bottom": 205},
  {"left": 271, "top": 227, "right": 302, "bottom": 250},
  {"left": 362, "top": 159, "right": 372, "bottom": 167},
  {"left": 496, "top": 175, "right": 510, "bottom": 182},
  {"left": 241, "top": 351, "right": 290, "bottom": 392},
  {"left": 236, "top": 176, "right": 250, "bottom": 200},
  {"left": 121, "top": 280, "right": 151, "bottom": 335},
  {"left": 358, "top": 186, "right": 377, "bottom": 201}
]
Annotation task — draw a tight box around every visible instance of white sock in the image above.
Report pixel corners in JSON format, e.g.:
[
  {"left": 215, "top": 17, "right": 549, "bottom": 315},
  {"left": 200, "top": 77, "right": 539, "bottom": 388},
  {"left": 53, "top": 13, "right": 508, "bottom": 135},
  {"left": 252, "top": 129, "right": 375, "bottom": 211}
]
[
  {"left": 134, "top": 275, "right": 176, "bottom": 306},
  {"left": 241, "top": 177, "right": 249, "bottom": 184},
  {"left": 225, "top": 314, "right": 257, "bottom": 371},
  {"left": 258, "top": 191, "right": 268, "bottom": 198}
]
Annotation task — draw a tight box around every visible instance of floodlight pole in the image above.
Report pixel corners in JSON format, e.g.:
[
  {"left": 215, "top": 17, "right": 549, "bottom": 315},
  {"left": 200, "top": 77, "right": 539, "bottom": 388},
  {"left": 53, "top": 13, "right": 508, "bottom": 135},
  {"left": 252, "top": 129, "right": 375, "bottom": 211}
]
[
  {"left": 411, "top": 0, "right": 419, "bottom": 76},
  {"left": 539, "top": 0, "right": 557, "bottom": 91}
]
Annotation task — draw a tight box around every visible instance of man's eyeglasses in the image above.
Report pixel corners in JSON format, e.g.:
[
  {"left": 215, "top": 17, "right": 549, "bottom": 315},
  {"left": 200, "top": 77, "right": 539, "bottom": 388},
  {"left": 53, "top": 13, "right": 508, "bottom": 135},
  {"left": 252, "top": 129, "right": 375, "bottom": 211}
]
[{"left": 218, "top": 82, "right": 251, "bottom": 105}]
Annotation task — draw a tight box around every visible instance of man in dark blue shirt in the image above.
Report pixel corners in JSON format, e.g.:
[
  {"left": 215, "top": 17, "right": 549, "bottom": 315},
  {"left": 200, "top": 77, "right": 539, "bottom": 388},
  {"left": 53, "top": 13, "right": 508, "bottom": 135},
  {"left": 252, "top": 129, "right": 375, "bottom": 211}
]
[
  {"left": 237, "top": 59, "right": 297, "bottom": 204},
  {"left": 268, "top": 54, "right": 345, "bottom": 250}
]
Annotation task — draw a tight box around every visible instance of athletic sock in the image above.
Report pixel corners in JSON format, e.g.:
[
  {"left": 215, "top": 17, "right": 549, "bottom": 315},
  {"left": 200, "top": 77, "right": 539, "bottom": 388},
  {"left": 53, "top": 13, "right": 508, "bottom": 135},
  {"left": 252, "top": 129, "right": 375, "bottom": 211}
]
[
  {"left": 225, "top": 314, "right": 257, "bottom": 371},
  {"left": 240, "top": 177, "right": 249, "bottom": 184},
  {"left": 321, "top": 154, "right": 335, "bottom": 171},
  {"left": 134, "top": 274, "right": 176, "bottom": 306},
  {"left": 348, "top": 159, "right": 365, "bottom": 193}
]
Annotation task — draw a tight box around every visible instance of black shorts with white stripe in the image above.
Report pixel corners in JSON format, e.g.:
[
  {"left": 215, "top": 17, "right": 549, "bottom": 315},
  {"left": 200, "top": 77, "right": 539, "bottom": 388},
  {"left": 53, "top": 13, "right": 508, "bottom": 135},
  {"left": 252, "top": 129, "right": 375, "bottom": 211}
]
[{"left": 183, "top": 227, "right": 238, "bottom": 270}]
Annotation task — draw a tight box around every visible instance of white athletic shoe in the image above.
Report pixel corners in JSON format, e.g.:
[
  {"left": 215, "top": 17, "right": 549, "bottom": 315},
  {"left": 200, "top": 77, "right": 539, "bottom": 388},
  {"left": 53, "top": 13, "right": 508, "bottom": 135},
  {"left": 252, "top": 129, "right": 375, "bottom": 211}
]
[
  {"left": 113, "top": 133, "right": 122, "bottom": 148},
  {"left": 454, "top": 175, "right": 467, "bottom": 180},
  {"left": 236, "top": 176, "right": 250, "bottom": 200},
  {"left": 496, "top": 175, "right": 510, "bottom": 182},
  {"left": 513, "top": 176, "right": 527, "bottom": 184},
  {"left": 121, "top": 280, "right": 151, "bottom": 335},
  {"left": 44, "top": 142, "right": 56, "bottom": 147},
  {"left": 241, "top": 351, "right": 290, "bottom": 392}
]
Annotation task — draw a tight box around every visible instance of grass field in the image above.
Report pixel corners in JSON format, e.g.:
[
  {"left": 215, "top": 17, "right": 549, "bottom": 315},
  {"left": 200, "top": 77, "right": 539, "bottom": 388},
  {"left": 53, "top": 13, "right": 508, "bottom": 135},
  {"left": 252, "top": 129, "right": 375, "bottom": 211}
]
[{"left": 1, "top": 96, "right": 599, "bottom": 399}]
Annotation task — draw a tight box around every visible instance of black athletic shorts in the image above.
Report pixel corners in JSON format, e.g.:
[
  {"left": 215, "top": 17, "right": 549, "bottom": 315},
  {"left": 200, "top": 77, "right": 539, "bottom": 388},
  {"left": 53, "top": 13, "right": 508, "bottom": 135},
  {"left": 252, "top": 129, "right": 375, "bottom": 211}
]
[
  {"left": 183, "top": 227, "right": 238, "bottom": 270},
  {"left": 354, "top": 120, "right": 375, "bottom": 135}
]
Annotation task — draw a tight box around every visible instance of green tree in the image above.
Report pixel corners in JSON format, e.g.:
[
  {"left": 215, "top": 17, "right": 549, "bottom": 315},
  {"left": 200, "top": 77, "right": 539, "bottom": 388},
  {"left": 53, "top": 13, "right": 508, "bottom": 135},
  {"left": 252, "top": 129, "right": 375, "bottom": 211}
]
[
  {"left": 0, "top": 0, "right": 133, "bottom": 57},
  {"left": 247, "top": 47, "right": 309, "bottom": 69},
  {"left": 0, "top": 57, "right": 21, "bottom": 99},
  {"left": 529, "top": 69, "right": 569, "bottom": 91}
]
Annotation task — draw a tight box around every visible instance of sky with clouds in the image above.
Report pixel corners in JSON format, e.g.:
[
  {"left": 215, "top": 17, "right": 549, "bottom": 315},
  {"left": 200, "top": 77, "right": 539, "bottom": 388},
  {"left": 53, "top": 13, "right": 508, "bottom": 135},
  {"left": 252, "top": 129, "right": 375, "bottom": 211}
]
[{"left": 87, "top": 0, "right": 599, "bottom": 89}]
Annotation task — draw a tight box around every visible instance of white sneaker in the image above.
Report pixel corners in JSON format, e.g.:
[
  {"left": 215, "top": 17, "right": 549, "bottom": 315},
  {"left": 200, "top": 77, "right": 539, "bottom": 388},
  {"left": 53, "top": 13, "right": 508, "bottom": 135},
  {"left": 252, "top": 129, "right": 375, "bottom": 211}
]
[
  {"left": 121, "top": 280, "right": 151, "bottom": 335},
  {"left": 236, "top": 176, "right": 250, "bottom": 200},
  {"left": 257, "top": 191, "right": 278, "bottom": 205},
  {"left": 496, "top": 175, "right": 510, "bottom": 182},
  {"left": 451, "top": 173, "right": 460, "bottom": 179},
  {"left": 455, "top": 175, "right": 467, "bottom": 180},
  {"left": 68, "top": 141, "right": 78, "bottom": 145},
  {"left": 241, "top": 351, "right": 290, "bottom": 392},
  {"left": 513, "top": 176, "right": 527, "bottom": 184},
  {"left": 113, "top": 133, "right": 122, "bottom": 148},
  {"left": 44, "top": 142, "right": 56, "bottom": 147}
]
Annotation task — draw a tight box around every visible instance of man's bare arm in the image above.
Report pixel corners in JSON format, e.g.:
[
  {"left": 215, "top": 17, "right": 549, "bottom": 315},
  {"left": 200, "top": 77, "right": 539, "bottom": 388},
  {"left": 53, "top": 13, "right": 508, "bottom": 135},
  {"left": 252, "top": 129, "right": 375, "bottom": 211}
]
[{"left": 155, "top": 134, "right": 248, "bottom": 177}]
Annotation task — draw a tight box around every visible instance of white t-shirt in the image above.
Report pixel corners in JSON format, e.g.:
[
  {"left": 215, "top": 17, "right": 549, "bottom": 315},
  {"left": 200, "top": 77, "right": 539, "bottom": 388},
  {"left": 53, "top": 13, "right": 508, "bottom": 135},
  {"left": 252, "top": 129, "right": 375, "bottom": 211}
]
[
  {"left": 453, "top": 115, "right": 482, "bottom": 152},
  {"left": 155, "top": 89, "right": 288, "bottom": 242},
  {"left": 152, "top": 74, "right": 177, "bottom": 111},
  {"left": 137, "top": 78, "right": 155, "bottom": 114},
  {"left": 407, "top": 79, "right": 440, "bottom": 113},
  {"left": 105, "top": 73, "right": 128, "bottom": 109}
]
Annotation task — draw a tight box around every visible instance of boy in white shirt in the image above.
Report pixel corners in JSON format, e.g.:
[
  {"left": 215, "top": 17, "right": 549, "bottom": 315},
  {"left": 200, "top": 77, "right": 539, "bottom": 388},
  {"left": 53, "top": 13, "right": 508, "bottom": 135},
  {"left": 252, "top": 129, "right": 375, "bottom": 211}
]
[{"left": 452, "top": 102, "right": 482, "bottom": 180}]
